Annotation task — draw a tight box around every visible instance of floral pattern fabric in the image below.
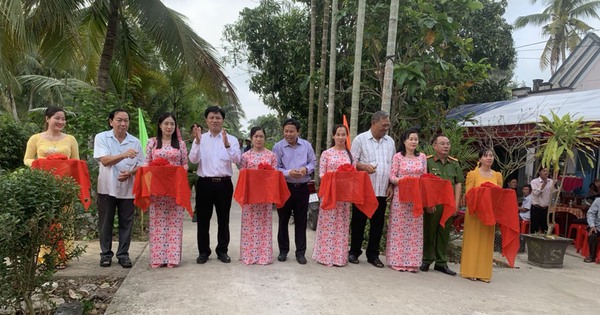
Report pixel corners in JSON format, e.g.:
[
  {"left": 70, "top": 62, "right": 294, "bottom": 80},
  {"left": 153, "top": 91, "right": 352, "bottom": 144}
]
[
  {"left": 312, "top": 148, "right": 353, "bottom": 266},
  {"left": 239, "top": 149, "right": 278, "bottom": 265},
  {"left": 386, "top": 153, "right": 427, "bottom": 271},
  {"left": 145, "top": 137, "right": 188, "bottom": 266}
]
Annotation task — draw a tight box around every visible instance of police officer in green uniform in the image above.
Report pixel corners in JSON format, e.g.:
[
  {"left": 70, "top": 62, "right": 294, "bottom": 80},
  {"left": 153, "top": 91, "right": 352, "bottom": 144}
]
[{"left": 420, "top": 134, "right": 463, "bottom": 276}]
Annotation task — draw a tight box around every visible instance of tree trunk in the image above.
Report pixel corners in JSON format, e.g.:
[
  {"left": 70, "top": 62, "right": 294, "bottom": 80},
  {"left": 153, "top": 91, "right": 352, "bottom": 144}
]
[
  {"left": 350, "top": 0, "right": 366, "bottom": 140},
  {"left": 307, "top": 0, "right": 317, "bottom": 145},
  {"left": 315, "top": 0, "right": 331, "bottom": 165},
  {"left": 97, "top": 0, "right": 120, "bottom": 93},
  {"left": 381, "top": 0, "right": 399, "bottom": 113},
  {"left": 8, "top": 87, "right": 20, "bottom": 123},
  {"left": 325, "top": 0, "right": 339, "bottom": 148}
]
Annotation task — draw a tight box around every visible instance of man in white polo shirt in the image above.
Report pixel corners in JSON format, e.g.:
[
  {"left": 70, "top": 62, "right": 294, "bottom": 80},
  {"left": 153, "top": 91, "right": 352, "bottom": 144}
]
[{"left": 94, "top": 109, "right": 144, "bottom": 268}]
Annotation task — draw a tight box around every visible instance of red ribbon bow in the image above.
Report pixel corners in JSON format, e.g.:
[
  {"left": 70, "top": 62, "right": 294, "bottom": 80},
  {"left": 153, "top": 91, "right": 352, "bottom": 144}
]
[
  {"left": 336, "top": 164, "right": 356, "bottom": 172},
  {"left": 149, "top": 158, "right": 170, "bottom": 167},
  {"left": 257, "top": 162, "right": 274, "bottom": 170},
  {"left": 45, "top": 153, "right": 69, "bottom": 160}
]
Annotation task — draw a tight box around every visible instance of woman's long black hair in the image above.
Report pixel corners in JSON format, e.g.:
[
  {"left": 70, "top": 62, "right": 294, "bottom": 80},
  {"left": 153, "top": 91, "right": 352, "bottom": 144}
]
[
  {"left": 156, "top": 112, "right": 180, "bottom": 149},
  {"left": 397, "top": 127, "right": 421, "bottom": 156},
  {"left": 332, "top": 124, "right": 353, "bottom": 164}
]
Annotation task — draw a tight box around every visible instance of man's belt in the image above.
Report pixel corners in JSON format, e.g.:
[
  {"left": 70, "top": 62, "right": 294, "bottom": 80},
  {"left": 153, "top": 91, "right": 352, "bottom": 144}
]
[
  {"left": 287, "top": 182, "right": 308, "bottom": 188},
  {"left": 201, "top": 176, "right": 231, "bottom": 183}
]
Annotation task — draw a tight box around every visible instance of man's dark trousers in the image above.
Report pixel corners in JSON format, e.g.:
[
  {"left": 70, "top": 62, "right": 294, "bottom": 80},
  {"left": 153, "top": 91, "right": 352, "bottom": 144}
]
[
  {"left": 195, "top": 177, "right": 233, "bottom": 257},
  {"left": 277, "top": 183, "right": 309, "bottom": 257},
  {"left": 349, "top": 196, "right": 386, "bottom": 260}
]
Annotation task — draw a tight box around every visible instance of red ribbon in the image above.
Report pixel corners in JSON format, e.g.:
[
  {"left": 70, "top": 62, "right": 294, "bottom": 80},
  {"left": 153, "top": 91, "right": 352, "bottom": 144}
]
[
  {"left": 336, "top": 164, "right": 356, "bottom": 172},
  {"left": 258, "top": 162, "right": 275, "bottom": 170},
  {"left": 149, "top": 158, "right": 170, "bottom": 167},
  {"left": 45, "top": 153, "right": 69, "bottom": 160}
]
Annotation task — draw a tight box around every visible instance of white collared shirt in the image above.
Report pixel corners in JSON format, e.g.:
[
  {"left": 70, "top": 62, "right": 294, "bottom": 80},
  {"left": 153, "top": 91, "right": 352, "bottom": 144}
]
[
  {"left": 93, "top": 130, "right": 144, "bottom": 199},
  {"left": 188, "top": 131, "right": 241, "bottom": 177},
  {"left": 530, "top": 177, "right": 555, "bottom": 207},
  {"left": 351, "top": 130, "right": 395, "bottom": 197}
]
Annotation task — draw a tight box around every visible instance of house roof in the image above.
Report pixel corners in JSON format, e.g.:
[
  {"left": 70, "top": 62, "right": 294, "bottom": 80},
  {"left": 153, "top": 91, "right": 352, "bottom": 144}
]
[
  {"left": 454, "top": 88, "right": 600, "bottom": 127},
  {"left": 548, "top": 33, "right": 600, "bottom": 89}
]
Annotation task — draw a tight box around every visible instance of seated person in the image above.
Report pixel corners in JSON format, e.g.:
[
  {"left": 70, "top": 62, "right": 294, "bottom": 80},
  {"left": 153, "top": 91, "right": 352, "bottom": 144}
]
[
  {"left": 519, "top": 184, "right": 532, "bottom": 221},
  {"left": 586, "top": 179, "right": 600, "bottom": 201},
  {"left": 584, "top": 197, "right": 600, "bottom": 263}
]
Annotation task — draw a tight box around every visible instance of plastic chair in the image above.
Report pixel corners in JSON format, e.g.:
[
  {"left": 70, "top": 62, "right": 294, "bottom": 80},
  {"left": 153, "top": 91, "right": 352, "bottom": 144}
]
[
  {"left": 520, "top": 220, "right": 530, "bottom": 234},
  {"left": 575, "top": 226, "right": 588, "bottom": 253},
  {"left": 569, "top": 223, "right": 587, "bottom": 242}
]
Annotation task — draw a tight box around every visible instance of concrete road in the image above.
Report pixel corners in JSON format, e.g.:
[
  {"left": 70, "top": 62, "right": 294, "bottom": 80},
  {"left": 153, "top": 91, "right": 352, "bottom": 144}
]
[{"left": 96, "top": 168, "right": 599, "bottom": 314}]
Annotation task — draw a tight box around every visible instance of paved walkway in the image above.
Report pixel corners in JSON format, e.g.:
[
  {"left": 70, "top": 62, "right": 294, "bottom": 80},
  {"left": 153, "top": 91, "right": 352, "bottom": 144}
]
[{"left": 61, "top": 169, "right": 600, "bottom": 314}]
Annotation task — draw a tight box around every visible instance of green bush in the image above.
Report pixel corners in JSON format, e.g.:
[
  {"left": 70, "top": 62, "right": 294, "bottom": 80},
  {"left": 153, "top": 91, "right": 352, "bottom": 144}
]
[
  {"left": 0, "top": 168, "right": 85, "bottom": 313},
  {"left": 0, "top": 115, "right": 36, "bottom": 172}
]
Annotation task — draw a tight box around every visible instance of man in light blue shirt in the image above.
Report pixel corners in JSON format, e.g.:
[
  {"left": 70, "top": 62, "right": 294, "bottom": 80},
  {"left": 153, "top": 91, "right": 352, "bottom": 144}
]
[
  {"left": 94, "top": 109, "right": 144, "bottom": 268},
  {"left": 584, "top": 198, "right": 600, "bottom": 263},
  {"left": 272, "top": 118, "right": 316, "bottom": 264}
]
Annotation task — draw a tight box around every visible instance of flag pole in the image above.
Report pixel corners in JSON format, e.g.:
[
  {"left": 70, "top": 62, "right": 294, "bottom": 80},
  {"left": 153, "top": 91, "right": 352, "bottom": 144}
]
[{"left": 138, "top": 109, "right": 149, "bottom": 236}]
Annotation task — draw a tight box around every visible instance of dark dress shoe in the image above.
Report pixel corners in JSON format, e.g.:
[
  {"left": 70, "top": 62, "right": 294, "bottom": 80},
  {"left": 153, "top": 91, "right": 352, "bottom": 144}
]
[
  {"left": 584, "top": 257, "right": 593, "bottom": 263},
  {"left": 277, "top": 253, "right": 287, "bottom": 262},
  {"left": 434, "top": 265, "right": 457, "bottom": 276},
  {"left": 99, "top": 259, "right": 111, "bottom": 267},
  {"left": 217, "top": 254, "right": 231, "bottom": 263},
  {"left": 367, "top": 258, "right": 384, "bottom": 268},
  {"left": 118, "top": 258, "right": 132, "bottom": 268},
  {"left": 196, "top": 255, "right": 208, "bottom": 264},
  {"left": 348, "top": 254, "right": 359, "bottom": 264},
  {"left": 419, "top": 262, "right": 430, "bottom": 272},
  {"left": 296, "top": 256, "right": 307, "bottom": 265}
]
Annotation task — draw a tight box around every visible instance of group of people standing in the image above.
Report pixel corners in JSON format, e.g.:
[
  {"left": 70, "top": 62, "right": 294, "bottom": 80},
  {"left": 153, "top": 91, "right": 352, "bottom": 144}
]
[{"left": 24, "top": 105, "right": 515, "bottom": 283}]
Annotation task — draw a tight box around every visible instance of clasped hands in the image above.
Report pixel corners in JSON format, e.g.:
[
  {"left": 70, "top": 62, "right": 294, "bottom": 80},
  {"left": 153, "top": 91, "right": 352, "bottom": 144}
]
[{"left": 289, "top": 167, "right": 307, "bottom": 178}]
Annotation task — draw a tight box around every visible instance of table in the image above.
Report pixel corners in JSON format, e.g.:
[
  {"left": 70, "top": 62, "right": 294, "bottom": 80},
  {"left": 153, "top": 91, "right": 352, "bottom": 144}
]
[{"left": 554, "top": 205, "right": 586, "bottom": 237}]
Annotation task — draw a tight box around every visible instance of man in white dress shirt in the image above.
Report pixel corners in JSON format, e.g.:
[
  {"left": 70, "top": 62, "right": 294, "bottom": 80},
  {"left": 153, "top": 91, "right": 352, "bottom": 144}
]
[
  {"left": 94, "top": 109, "right": 144, "bottom": 268},
  {"left": 189, "top": 106, "right": 241, "bottom": 264},
  {"left": 530, "top": 168, "right": 555, "bottom": 233},
  {"left": 348, "top": 111, "right": 395, "bottom": 268}
]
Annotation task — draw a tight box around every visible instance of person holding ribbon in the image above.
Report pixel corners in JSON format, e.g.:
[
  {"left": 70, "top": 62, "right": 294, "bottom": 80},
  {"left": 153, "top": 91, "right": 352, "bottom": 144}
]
[
  {"left": 460, "top": 148, "right": 503, "bottom": 283},
  {"left": 387, "top": 128, "right": 427, "bottom": 272},
  {"left": 24, "top": 106, "right": 81, "bottom": 269},
  {"left": 24, "top": 106, "right": 79, "bottom": 166},
  {"left": 312, "top": 124, "right": 354, "bottom": 267},
  {"left": 238, "top": 126, "right": 278, "bottom": 265},
  {"left": 144, "top": 113, "right": 188, "bottom": 268}
]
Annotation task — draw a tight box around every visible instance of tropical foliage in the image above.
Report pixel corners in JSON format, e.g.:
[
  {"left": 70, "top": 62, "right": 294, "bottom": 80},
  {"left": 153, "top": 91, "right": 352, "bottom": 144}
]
[
  {"left": 223, "top": 0, "right": 516, "bottom": 143},
  {"left": 536, "top": 111, "right": 600, "bottom": 235},
  {"left": 514, "top": 0, "right": 600, "bottom": 74},
  {"left": 0, "top": 0, "right": 244, "bottom": 132}
]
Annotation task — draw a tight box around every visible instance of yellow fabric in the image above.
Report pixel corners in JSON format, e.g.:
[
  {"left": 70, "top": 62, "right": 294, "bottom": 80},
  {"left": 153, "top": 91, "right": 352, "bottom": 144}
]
[
  {"left": 24, "top": 133, "right": 79, "bottom": 167},
  {"left": 460, "top": 168, "right": 503, "bottom": 281}
]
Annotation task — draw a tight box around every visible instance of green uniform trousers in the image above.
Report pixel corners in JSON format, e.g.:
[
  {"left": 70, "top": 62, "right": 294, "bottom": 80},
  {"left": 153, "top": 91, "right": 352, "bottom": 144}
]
[{"left": 423, "top": 205, "right": 454, "bottom": 267}]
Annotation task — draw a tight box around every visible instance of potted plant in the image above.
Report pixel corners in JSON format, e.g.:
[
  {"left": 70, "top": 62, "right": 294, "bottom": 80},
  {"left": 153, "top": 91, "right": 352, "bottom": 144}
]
[{"left": 523, "top": 111, "right": 600, "bottom": 268}]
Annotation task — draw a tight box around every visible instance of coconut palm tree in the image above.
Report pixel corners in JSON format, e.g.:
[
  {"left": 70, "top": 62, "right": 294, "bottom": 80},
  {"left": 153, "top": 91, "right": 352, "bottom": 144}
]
[
  {"left": 350, "top": 0, "right": 366, "bottom": 140},
  {"left": 325, "top": 0, "right": 339, "bottom": 148},
  {"left": 514, "top": 0, "right": 600, "bottom": 74},
  {"left": 381, "top": 0, "right": 399, "bottom": 113},
  {"left": 307, "top": 0, "right": 317, "bottom": 144}
]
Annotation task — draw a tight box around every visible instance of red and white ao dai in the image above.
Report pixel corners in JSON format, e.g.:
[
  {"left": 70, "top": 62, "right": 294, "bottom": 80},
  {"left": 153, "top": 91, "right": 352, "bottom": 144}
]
[
  {"left": 386, "top": 152, "right": 427, "bottom": 271},
  {"left": 239, "top": 149, "right": 278, "bottom": 265},
  {"left": 312, "top": 148, "right": 353, "bottom": 266},
  {"left": 145, "top": 138, "right": 188, "bottom": 267}
]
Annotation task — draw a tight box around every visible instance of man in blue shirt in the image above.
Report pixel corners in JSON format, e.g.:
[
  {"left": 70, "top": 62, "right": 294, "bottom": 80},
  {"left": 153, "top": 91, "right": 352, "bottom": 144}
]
[{"left": 273, "top": 118, "right": 317, "bottom": 264}]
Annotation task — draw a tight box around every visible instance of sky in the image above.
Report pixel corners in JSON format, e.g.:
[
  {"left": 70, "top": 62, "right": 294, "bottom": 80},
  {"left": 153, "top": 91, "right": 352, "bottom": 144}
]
[{"left": 164, "top": 0, "right": 600, "bottom": 129}]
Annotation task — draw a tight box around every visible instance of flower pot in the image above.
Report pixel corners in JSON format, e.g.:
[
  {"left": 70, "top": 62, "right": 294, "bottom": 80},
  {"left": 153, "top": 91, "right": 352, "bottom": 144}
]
[{"left": 522, "top": 234, "right": 572, "bottom": 268}]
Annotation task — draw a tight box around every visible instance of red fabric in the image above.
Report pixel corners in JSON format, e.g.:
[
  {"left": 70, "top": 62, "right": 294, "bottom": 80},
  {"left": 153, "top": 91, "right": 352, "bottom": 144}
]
[
  {"left": 319, "top": 171, "right": 378, "bottom": 218},
  {"left": 466, "top": 182, "right": 520, "bottom": 267},
  {"left": 132, "top": 165, "right": 193, "bottom": 217},
  {"left": 234, "top": 169, "right": 291, "bottom": 208},
  {"left": 149, "top": 158, "right": 169, "bottom": 167},
  {"left": 558, "top": 176, "right": 583, "bottom": 192},
  {"left": 32, "top": 158, "right": 92, "bottom": 210},
  {"left": 397, "top": 174, "right": 456, "bottom": 227},
  {"left": 337, "top": 164, "right": 356, "bottom": 172},
  {"left": 258, "top": 163, "right": 274, "bottom": 170}
]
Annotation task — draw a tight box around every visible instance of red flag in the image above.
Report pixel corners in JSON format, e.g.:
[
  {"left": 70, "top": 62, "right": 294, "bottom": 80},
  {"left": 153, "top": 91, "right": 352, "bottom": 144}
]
[{"left": 343, "top": 114, "right": 351, "bottom": 149}]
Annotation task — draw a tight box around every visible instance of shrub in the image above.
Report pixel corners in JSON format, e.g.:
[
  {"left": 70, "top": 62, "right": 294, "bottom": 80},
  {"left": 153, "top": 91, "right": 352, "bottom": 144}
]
[
  {"left": 0, "top": 168, "right": 85, "bottom": 313},
  {"left": 0, "top": 114, "right": 36, "bottom": 172}
]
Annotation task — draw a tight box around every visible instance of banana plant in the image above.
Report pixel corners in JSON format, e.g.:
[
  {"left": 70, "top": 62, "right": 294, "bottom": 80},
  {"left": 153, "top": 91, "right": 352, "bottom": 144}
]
[{"left": 536, "top": 111, "right": 600, "bottom": 237}]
